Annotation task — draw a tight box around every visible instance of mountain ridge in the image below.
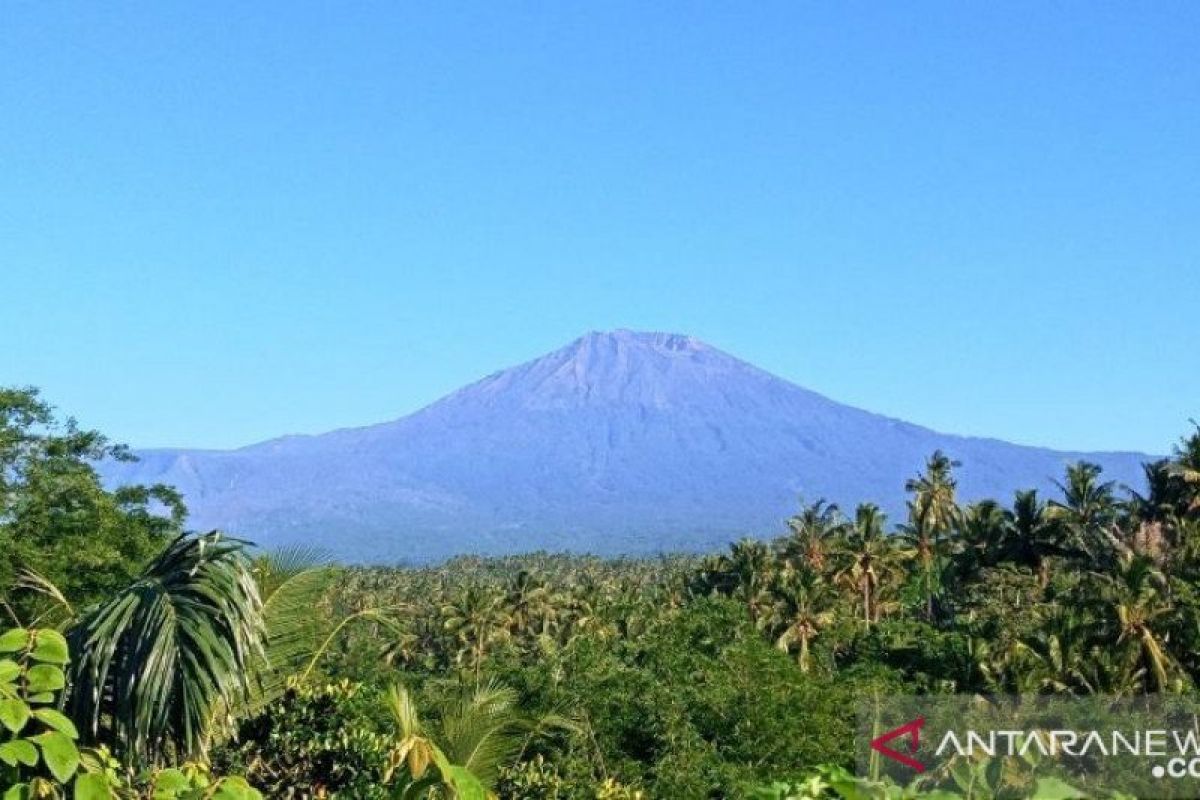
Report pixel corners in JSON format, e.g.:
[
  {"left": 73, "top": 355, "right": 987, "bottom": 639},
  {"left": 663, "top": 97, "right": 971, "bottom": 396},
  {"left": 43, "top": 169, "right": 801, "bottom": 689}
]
[{"left": 100, "top": 330, "right": 1153, "bottom": 562}]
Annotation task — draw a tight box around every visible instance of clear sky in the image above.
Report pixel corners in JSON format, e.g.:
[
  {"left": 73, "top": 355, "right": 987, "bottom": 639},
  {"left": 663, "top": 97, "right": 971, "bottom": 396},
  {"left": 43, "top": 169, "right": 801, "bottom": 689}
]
[{"left": 1, "top": 3, "right": 1196, "bottom": 453}]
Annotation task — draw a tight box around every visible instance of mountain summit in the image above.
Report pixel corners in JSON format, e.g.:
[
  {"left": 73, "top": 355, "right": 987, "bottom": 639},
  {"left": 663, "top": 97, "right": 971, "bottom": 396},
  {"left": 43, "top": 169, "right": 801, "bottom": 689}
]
[{"left": 101, "top": 331, "right": 1150, "bottom": 562}]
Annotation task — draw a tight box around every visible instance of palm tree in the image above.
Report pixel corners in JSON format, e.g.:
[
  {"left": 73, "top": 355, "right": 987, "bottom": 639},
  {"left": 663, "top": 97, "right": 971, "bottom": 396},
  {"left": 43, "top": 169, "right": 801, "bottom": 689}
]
[
  {"left": 442, "top": 586, "right": 505, "bottom": 682},
  {"left": 903, "top": 451, "right": 961, "bottom": 618},
  {"left": 66, "top": 532, "right": 265, "bottom": 766},
  {"left": 502, "top": 570, "right": 557, "bottom": 639},
  {"left": 835, "top": 504, "right": 899, "bottom": 626},
  {"left": 1008, "top": 490, "right": 1067, "bottom": 588},
  {"left": 384, "top": 680, "right": 578, "bottom": 797},
  {"left": 1049, "top": 461, "right": 1118, "bottom": 560},
  {"left": 766, "top": 568, "right": 836, "bottom": 672},
  {"left": 1103, "top": 555, "right": 1179, "bottom": 693},
  {"left": 905, "top": 451, "right": 962, "bottom": 537},
  {"left": 243, "top": 546, "right": 339, "bottom": 714},
  {"left": 1167, "top": 423, "right": 1200, "bottom": 514},
  {"left": 954, "top": 500, "right": 1012, "bottom": 581},
  {"left": 1012, "top": 607, "right": 1103, "bottom": 695},
  {"left": 728, "top": 538, "right": 775, "bottom": 621},
  {"left": 778, "top": 498, "right": 846, "bottom": 574}
]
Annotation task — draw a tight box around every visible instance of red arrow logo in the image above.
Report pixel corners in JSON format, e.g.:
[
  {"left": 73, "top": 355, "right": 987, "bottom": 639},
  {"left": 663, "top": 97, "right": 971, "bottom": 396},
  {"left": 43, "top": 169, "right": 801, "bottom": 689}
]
[{"left": 870, "top": 716, "right": 926, "bottom": 773}]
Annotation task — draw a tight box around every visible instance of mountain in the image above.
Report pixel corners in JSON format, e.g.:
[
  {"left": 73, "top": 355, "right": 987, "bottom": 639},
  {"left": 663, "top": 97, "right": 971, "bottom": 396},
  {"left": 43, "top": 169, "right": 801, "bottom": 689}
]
[{"left": 99, "top": 330, "right": 1152, "bottom": 562}]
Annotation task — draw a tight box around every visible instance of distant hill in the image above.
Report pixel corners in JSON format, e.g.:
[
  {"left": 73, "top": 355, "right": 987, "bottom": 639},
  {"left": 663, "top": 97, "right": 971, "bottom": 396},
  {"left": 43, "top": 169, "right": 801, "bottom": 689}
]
[{"left": 99, "top": 330, "right": 1152, "bottom": 562}]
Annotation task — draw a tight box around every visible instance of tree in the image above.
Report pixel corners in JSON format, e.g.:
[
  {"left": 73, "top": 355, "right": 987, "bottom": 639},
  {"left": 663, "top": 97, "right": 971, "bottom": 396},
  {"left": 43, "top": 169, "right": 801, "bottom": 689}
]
[
  {"left": 905, "top": 451, "right": 962, "bottom": 538},
  {"left": 1167, "top": 423, "right": 1200, "bottom": 515},
  {"left": 384, "top": 680, "right": 576, "bottom": 797},
  {"left": 442, "top": 586, "right": 506, "bottom": 682},
  {"left": 66, "top": 532, "right": 266, "bottom": 767},
  {"left": 1008, "top": 490, "right": 1067, "bottom": 588},
  {"left": 1049, "top": 462, "right": 1118, "bottom": 560},
  {"left": 835, "top": 504, "right": 899, "bottom": 626},
  {"left": 778, "top": 499, "right": 846, "bottom": 574},
  {"left": 502, "top": 570, "right": 557, "bottom": 640},
  {"left": 0, "top": 387, "right": 184, "bottom": 622},
  {"left": 765, "top": 569, "right": 836, "bottom": 672},
  {"left": 903, "top": 451, "right": 961, "bottom": 619},
  {"left": 1102, "top": 554, "right": 1180, "bottom": 693}
]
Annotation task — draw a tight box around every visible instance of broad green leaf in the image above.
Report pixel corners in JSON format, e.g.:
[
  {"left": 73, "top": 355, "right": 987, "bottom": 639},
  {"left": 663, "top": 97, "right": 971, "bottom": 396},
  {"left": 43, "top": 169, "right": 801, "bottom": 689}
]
[
  {"left": 443, "top": 765, "right": 487, "bottom": 800},
  {"left": 32, "top": 730, "right": 80, "bottom": 783},
  {"left": 1030, "top": 776, "right": 1086, "bottom": 800},
  {"left": 209, "top": 776, "right": 263, "bottom": 800},
  {"left": 25, "top": 692, "right": 55, "bottom": 704},
  {"left": 31, "top": 630, "right": 69, "bottom": 665},
  {"left": 74, "top": 772, "right": 116, "bottom": 800},
  {"left": 0, "top": 659, "right": 20, "bottom": 683},
  {"left": 0, "top": 698, "right": 31, "bottom": 733},
  {"left": 33, "top": 707, "right": 79, "bottom": 738},
  {"left": 0, "top": 629, "right": 28, "bottom": 653},
  {"left": 0, "top": 739, "right": 39, "bottom": 767},
  {"left": 151, "top": 768, "right": 191, "bottom": 794},
  {"left": 3, "top": 782, "right": 31, "bottom": 800},
  {"left": 25, "top": 664, "right": 65, "bottom": 694}
]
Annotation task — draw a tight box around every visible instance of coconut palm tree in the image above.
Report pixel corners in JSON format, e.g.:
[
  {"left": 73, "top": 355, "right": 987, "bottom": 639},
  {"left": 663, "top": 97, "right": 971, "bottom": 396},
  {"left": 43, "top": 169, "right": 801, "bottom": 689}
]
[
  {"left": 443, "top": 586, "right": 506, "bottom": 682},
  {"left": 1102, "top": 554, "right": 1180, "bottom": 693},
  {"left": 728, "top": 537, "right": 775, "bottom": 621},
  {"left": 384, "top": 680, "right": 578, "bottom": 798},
  {"left": 903, "top": 451, "right": 961, "bottom": 618},
  {"left": 502, "top": 570, "right": 557, "bottom": 639},
  {"left": 1167, "top": 423, "right": 1200, "bottom": 514},
  {"left": 778, "top": 498, "right": 846, "bottom": 574},
  {"left": 954, "top": 500, "right": 1012, "bottom": 582},
  {"left": 765, "top": 568, "right": 836, "bottom": 672},
  {"left": 66, "top": 532, "right": 265, "bottom": 767},
  {"left": 1008, "top": 490, "right": 1068, "bottom": 587},
  {"left": 1049, "top": 461, "right": 1118, "bottom": 560},
  {"left": 835, "top": 504, "right": 899, "bottom": 626},
  {"left": 905, "top": 451, "right": 962, "bottom": 538}
]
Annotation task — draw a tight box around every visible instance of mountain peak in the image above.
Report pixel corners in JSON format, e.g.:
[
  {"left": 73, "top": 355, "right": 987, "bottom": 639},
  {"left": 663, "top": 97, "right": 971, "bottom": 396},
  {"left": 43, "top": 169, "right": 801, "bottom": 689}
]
[
  {"left": 99, "top": 330, "right": 1152, "bottom": 562},
  {"left": 569, "top": 329, "right": 709, "bottom": 355}
]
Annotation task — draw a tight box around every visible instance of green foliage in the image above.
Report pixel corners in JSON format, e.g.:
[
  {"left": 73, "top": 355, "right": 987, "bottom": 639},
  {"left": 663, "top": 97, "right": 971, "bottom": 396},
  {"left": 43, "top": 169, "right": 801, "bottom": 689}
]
[
  {"left": 9, "top": 389, "right": 1200, "bottom": 797},
  {"left": 66, "top": 532, "right": 266, "bottom": 767},
  {"left": 0, "top": 626, "right": 259, "bottom": 800},
  {"left": 0, "top": 628, "right": 82, "bottom": 792},
  {"left": 214, "top": 680, "right": 390, "bottom": 799},
  {"left": 746, "top": 763, "right": 1087, "bottom": 800},
  {"left": 0, "top": 388, "right": 185, "bottom": 623}
]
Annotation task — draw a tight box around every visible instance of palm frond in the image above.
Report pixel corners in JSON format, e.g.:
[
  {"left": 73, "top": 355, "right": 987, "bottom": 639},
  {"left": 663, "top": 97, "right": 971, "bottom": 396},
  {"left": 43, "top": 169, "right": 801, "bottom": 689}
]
[{"left": 66, "top": 531, "right": 265, "bottom": 766}]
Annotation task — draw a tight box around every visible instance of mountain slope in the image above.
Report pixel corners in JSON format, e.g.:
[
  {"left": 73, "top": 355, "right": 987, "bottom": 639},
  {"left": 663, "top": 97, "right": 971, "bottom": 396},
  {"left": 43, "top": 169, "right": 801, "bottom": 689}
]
[{"left": 100, "top": 330, "right": 1151, "bottom": 562}]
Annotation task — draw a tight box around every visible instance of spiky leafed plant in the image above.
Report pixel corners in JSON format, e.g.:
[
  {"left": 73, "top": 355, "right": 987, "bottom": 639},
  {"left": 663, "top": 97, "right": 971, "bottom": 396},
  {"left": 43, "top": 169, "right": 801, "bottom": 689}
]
[
  {"left": 385, "top": 680, "right": 578, "bottom": 797},
  {"left": 242, "top": 546, "right": 338, "bottom": 713},
  {"left": 66, "top": 531, "right": 265, "bottom": 766},
  {"left": 1167, "top": 422, "right": 1200, "bottom": 514},
  {"left": 502, "top": 570, "right": 557, "bottom": 640}
]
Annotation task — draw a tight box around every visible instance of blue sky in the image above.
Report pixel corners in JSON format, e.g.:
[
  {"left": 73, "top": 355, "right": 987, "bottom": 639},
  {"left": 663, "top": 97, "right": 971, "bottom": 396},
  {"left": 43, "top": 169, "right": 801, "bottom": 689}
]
[{"left": 1, "top": 2, "right": 1196, "bottom": 453}]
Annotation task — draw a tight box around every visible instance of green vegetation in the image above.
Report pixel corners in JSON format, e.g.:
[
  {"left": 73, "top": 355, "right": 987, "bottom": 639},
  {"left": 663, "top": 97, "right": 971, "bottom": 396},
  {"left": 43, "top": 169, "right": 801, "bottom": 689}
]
[{"left": 2, "top": 387, "right": 1199, "bottom": 798}]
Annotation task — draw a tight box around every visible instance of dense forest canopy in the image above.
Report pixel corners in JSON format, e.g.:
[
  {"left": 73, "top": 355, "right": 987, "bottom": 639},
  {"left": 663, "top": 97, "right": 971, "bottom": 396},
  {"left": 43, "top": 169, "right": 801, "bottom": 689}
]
[{"left": 2, "top": 386, "right": 1199, "bottom": 798}]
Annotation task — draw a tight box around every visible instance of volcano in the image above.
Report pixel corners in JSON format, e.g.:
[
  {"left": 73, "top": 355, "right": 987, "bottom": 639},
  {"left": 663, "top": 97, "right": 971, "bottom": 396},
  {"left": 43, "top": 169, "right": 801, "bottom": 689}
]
[{"left": 100, "top": 330, "right": 1150, "bottom": 562}]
